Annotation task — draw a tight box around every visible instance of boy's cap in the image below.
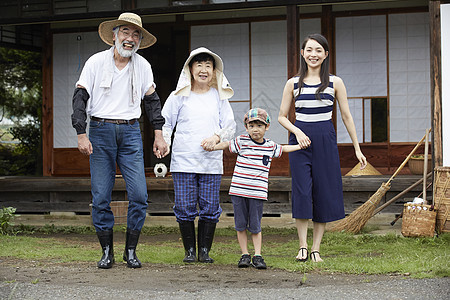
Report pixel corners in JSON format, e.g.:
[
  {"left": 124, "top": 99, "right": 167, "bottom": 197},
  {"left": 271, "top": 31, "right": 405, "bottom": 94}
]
[{"left": 244, "top": 108, "right": 270, "bottom": 125}]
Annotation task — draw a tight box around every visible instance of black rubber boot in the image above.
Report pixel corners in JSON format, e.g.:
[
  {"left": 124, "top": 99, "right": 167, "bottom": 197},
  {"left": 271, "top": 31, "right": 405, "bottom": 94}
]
[
  {"left": 96, "top": 230, "right": 114, "bottom": 269},
  {"left": 123, "top": 228, "right": 142, "bottom": 268},
  {"left": 179, "top": 221, "right": 197, "bottom": 263},
  {"left": 198, "top": 220, "right": 216, "bottom": 263}
]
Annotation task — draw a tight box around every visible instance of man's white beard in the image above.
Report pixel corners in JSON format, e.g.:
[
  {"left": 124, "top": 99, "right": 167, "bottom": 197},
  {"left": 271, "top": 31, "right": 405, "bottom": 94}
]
[{"left": 115, "top": 38, "right": 140, "bottom": 58}]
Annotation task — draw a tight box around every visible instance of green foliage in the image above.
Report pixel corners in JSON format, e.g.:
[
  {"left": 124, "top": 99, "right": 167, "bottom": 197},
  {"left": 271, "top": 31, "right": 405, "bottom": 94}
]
[
  {"left": 0, "top": 207, "right": 17, "bottom": 234},
  {"left": 0, "top": 47, "right": 42, "bottom": 175},
  {"left": 0, "top": 48, "right": 42, "bottom": 118}
]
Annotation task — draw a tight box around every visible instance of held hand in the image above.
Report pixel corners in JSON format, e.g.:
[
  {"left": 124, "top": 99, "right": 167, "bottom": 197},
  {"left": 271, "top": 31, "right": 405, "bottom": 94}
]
[
  {"left": 78, "top": 134, "right": 93, "bottom": 156},
  {"left": 153, "top": 133, "right": 170, "bottom": 158},
  {"left": 356, "top": 150, "right": 367, "bottom": 169},
  {"left": 295, "top": 131, "right": 311, "bottom": 149},
  {"left": 201, "top": 135, "right": 220, "bottom": 151}
]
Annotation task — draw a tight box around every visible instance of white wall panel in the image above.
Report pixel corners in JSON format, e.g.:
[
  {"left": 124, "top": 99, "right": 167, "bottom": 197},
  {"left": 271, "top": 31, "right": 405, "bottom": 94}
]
[
  {"left": 251, "top": 20, "right": 287, "bottom": 143},
  {"left": 191, "top": 23, "right": 249, "bottom": 102},
  {"left": 389, "top": 12, "right": 430, "bottom": 142},
  {"left": 299, "top": 18, "right": 321, "bottom": 45},
  {"left": 231, "top": 102, "right": 251, "bottom": 136},
  {"left": 335, "top": 15, "right": 387, "bottom": 143},
  {"left": 336, "top": 15, "right": 387, "bottom": 98},
  {"left": 336, "top": 98, "right": 364, "bottom": 143},
  {"left": 53, "top": 32, "right": 105, "bottom": 148},
  {"left": 364, "top": 99, "right": 371, "bottom": 143}
]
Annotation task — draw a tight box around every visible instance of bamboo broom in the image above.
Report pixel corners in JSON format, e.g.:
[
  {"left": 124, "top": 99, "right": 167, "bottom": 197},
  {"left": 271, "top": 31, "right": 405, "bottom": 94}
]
[{"left": 329, "top": 129, "right": 430, "bottom": 233}]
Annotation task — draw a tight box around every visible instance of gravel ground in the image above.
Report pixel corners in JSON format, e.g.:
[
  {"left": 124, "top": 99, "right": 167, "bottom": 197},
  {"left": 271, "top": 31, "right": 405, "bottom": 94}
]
[
  {"left": 2, "top": 277, "right": 449, "bottom": 300},
  {"left": 1, "top": 261, "right": 449, "bottom": 300}
]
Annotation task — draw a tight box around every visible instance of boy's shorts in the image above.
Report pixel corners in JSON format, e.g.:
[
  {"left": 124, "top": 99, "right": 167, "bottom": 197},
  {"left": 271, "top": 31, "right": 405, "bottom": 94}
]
[{"left": 231, "top": 195, "right": 264, "bottom": 234}]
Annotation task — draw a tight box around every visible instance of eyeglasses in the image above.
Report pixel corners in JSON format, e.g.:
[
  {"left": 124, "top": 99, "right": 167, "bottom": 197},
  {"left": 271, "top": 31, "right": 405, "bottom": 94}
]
[{"left": 119, "top": 29, "right": 141, "bottom": 40}]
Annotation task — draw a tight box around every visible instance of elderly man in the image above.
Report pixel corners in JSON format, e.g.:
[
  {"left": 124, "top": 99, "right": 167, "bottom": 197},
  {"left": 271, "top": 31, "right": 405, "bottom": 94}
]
[{"left": 71, "top": 12, "right": 169, "bottom": 269}]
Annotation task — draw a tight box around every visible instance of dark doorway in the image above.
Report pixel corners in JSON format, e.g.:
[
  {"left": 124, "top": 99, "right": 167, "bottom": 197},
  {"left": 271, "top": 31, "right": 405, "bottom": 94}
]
[
  {"left": 139, "top": 22, "right": 189, "bottom": 173},
  {"left": 370, "top": 97, "right": 388, "bottom": 143}
]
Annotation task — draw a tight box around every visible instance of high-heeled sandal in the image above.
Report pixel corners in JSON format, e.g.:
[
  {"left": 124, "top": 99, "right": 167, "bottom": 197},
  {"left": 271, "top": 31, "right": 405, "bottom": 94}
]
[
  {"left": 295, "top": 247, "right": 308, "bottom": 262},
  {"left": 310, "top": 251, "right": 323, "bottom": 262}
]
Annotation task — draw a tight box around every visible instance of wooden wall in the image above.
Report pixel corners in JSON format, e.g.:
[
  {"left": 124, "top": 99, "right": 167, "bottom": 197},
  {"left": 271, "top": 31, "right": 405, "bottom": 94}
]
[{"left": 50, "top": 143, "right": 427, "bottom": 177}]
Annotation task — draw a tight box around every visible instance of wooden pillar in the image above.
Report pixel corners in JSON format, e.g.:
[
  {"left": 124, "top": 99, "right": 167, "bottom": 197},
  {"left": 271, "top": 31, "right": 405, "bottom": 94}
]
[
  {"left": 122, "top": 0, "right": 136, "bottom": 10},
  {"left": 321, "top": 5, "right": 335, "bottom": 74},
  {"left": 42, "top": 24, "right": 53, "bottom": 176},
  {"left": 287, "top": 5, "right": 299, "bottom": 78},
  {"left": 429, "top": 0, "right": 443, "bottom": 168},
  {"left": 286, "top": 4, "right": 299, "bottom": 125},
  {"left": 321, "top": 5, "right": 337, "bottom": 127}
]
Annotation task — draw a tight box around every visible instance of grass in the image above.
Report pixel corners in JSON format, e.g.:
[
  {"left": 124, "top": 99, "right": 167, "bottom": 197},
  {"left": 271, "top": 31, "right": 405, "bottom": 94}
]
[{"left": 0, "top": 225, "right": 449, "bottom": 279}]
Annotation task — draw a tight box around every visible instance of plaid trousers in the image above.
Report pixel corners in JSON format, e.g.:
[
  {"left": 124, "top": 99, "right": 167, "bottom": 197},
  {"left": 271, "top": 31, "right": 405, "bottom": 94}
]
[{"left": 172, "top": 172, "right": 222, "bottom": 223}]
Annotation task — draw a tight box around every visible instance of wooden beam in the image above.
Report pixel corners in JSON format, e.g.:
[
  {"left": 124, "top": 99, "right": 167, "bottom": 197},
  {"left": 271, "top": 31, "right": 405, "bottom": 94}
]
[
  {"left": 286, "top": 4, "right": 299, "bottom": 128},
  {"left": 287, "top": 5, "right": 299, "bottom": 79},
  {"left": 429, "top": 0, "right": 443, "bottom": 168},
  {"left": 42, "top": 24, "right": 53, "bottom": 176},
  {"left": 321, "top": 5, "right": 334, "bottom": 74},
  {"left": 321, "top": 5, "right": 338, "bottom": 128}
]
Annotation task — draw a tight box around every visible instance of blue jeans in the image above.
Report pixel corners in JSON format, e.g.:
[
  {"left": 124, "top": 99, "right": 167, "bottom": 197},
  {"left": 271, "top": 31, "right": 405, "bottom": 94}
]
[{"left": 89, "top": 119, "right": 148, "bottom": 232}]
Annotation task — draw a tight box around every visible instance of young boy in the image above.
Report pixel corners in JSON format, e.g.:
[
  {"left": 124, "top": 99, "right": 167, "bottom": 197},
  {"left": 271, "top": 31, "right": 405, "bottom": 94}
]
[{"left": 211, "top": 108, "right": 300, "bottom": 269}]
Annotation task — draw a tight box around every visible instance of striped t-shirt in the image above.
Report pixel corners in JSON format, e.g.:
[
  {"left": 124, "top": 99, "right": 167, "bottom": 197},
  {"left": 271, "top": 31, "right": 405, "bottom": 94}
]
[
  {"left": 228, "top": 134, "right": 282, "bottom": 201},
  {"left": 293, "top": 75, "right": 335, "bottom": 122}
]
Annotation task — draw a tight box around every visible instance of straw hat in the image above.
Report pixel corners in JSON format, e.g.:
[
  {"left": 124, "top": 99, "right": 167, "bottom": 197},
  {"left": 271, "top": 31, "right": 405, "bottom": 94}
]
[
  {"left": 98, "top": 12, "right": 156, "bottom": 49},
  {"left": 345, "top": 162, "right": 382, "bottom": 176}
]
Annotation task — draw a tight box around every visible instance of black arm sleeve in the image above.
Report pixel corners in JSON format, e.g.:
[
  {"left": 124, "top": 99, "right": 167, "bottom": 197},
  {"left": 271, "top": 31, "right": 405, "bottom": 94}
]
[
  {"left": 143, "top": 91, "right": 165, "bottom": 130},
  {"left": 71, "top": 88, "right": 90, "bottom": 135}
]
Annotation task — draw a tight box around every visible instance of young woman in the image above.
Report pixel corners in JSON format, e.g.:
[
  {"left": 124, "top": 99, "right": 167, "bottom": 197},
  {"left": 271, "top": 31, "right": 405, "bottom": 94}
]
[
  {"left": 162, "top": 47, "right": 236, "bottom": 263},
  {"left": 278, "top": 34, "right": 367, "bottom": 262}
]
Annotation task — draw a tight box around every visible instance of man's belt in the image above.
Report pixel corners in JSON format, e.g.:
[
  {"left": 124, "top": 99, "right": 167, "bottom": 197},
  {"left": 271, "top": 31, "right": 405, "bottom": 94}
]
[{"left": 91, "top": 116, "right": 138, "bottom": 125}]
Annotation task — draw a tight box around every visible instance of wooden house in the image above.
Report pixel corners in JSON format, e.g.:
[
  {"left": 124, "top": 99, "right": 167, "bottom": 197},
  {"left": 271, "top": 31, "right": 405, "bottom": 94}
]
[{"left": 0, "top": 0, "right": 447, "bottom": 215}]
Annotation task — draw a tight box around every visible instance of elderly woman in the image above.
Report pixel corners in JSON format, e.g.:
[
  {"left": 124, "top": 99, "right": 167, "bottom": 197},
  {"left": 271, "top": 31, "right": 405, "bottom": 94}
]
[{"left": 162, "top": 47, "right": 236, "bottom": 263}]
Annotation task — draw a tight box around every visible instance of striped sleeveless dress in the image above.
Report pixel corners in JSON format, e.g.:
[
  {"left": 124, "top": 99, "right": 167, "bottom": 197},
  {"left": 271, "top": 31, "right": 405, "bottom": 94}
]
[{"left": 288, "top": 75, "right": 345, "bottom": 222}]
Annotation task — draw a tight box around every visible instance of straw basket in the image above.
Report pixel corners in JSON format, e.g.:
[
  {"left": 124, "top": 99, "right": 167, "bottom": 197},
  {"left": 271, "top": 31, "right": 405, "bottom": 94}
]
[
  {"left": 401, "top": 203, "right": 436, "bottom": 237},
  {"left": 433, "top": 166, "right": 450, "bottom": 233},
  {"left": 408, "top": 155, "right": 432, "bottom": 175},
  {"left": 110, "top": 201, "right": 129, "bottom": 225}
]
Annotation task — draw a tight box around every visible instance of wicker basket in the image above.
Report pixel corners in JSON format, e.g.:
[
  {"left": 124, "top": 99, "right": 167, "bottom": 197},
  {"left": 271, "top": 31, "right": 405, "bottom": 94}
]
[
  {"left": 433, "top": 167, "right": 450, "bottom": 233},
  {"left": 401, "top": 203, "right": 436, "bottom": 237},
  {"left": 408, "top": 155, "right": 432, "bottom": 175}
]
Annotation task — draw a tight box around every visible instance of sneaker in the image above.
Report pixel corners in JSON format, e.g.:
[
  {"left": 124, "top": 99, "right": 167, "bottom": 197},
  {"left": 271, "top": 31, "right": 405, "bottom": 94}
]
[
  {"left": 238, "top": 254, "right": 251, "bottom": 268},
  {"left": 251, "top": 255, "right": 267, "bottom": 269}
]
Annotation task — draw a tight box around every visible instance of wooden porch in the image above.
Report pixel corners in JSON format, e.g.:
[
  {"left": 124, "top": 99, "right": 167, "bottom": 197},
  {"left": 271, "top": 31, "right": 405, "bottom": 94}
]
[{"left": 0, "top": 175, "right": 429, "bottom": 217}]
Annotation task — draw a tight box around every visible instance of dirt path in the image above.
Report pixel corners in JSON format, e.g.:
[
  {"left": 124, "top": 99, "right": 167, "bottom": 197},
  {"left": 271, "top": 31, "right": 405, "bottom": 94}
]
[
  {"left": 1, "top": 233, "right": 449, "bottom": 299},
  {"left": 1, "top": 257, "right": 394, "bottom": 290},
  {"left": 1, "top": 259, "right": 449, "bottom": 300},
  {"left": 1, "top": 233, "right": 380, "bottom": 291}
]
